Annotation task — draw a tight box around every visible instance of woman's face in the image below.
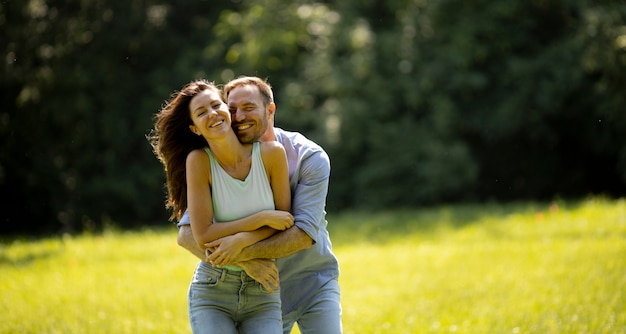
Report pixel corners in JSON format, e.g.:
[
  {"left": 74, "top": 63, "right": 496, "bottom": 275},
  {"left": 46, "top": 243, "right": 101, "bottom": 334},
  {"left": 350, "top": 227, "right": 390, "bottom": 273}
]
[{"left": 188, "top": 89, "right": 230, "bottom": 139}]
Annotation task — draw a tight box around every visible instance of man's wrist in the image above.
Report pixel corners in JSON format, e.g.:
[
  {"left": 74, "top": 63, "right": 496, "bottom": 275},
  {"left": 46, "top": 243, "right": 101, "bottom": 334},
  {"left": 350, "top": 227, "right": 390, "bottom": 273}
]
[{"left": 235, "top": 246, "right": 255, "bottom": 263}]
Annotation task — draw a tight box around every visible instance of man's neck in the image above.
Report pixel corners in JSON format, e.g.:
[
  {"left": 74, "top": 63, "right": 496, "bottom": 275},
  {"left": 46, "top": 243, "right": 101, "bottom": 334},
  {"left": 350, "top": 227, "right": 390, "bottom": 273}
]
[{"left": 260, "top": 126, "right": 277, "bottom": 142}]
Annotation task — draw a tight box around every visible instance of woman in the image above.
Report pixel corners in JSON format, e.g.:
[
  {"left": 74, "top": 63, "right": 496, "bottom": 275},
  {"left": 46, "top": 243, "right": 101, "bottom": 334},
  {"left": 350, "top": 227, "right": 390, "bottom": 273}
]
[{"left": 150, "top": 79, "right": 292, "bottom": 333}]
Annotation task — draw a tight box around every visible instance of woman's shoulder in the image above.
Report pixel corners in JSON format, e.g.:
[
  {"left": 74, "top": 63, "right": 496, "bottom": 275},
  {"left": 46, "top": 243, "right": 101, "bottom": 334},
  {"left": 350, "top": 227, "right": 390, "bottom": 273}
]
[
  {"left": 259, "top": 141, "right": 285, "bottom": 153},
  {"left": 186, "top": 147, "right": 211, "bottom": 164},
  {"left": 259, "top": 141, "right": 285, "bottom": 156}
]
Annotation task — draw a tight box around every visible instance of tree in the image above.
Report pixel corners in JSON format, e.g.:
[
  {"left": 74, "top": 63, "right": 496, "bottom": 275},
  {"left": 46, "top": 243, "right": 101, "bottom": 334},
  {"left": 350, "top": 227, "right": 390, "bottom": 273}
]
[{"left": 1, "top": 0, "right": 624, "bottom": 235}]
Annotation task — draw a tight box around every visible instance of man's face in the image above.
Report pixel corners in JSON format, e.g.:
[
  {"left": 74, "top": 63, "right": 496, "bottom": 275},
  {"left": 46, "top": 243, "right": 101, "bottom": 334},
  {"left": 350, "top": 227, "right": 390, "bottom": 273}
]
[{"left": 227, "top": 85, "right": 270, "bottom": 144}]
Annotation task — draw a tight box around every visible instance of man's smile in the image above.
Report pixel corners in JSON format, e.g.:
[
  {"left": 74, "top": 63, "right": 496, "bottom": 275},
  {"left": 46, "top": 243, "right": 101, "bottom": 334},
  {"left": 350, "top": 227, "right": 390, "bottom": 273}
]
[{"left": 235, "top": 123, "right": 253, "bottom": 131}]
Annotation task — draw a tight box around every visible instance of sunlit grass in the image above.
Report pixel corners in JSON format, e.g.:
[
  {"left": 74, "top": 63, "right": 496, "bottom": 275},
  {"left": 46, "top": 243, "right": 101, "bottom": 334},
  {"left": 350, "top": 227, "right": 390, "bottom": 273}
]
[
  {"left": 333, "top": 198, "right": 626, "bottom": 333},
  {"left": 1, "top": 197, "right": 625, "bottom": 333},
  {"left": 1, "top": 230, "right": 195, "bottom": 333}
]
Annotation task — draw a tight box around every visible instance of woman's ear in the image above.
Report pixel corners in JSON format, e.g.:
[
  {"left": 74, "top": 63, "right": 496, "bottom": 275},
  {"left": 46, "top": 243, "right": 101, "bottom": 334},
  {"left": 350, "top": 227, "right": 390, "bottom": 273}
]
[{"left": 189, "top": 125, "right": 201, "bottom": 136}]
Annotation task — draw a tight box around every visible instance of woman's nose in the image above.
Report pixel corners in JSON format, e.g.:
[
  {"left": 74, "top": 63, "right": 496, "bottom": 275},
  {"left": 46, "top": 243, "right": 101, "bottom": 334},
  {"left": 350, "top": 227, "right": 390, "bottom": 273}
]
[{"left": 207, "top": 108, "right": 218, "bottom": 116}]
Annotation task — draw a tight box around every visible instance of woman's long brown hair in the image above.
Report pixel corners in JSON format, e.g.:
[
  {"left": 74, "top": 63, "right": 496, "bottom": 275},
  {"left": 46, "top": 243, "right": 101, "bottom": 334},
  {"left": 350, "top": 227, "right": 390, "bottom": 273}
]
[{"left": 148, "top": 79, "right": 220, "bottom": 221}]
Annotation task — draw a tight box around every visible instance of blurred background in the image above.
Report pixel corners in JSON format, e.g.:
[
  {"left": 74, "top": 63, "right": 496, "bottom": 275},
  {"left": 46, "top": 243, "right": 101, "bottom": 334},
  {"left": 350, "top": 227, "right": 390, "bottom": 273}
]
[{"left": 1, "top": 0, "right": 625, "bottom": 236}]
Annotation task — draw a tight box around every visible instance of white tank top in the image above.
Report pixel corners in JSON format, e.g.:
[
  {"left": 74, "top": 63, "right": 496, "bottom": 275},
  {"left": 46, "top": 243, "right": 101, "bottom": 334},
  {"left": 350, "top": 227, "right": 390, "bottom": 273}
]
[{"left": 205, "top": 142, "right": 275, "bottom": 223}]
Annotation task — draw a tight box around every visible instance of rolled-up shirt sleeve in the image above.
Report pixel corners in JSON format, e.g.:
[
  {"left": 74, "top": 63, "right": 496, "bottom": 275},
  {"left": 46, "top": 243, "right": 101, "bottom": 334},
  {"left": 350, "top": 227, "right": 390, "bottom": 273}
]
[
  {"left": 178, "top": 210, "right": 190, "bottom": 228},
  {"left": 291, "top": 149, "right": 330, "bottom": 244}
]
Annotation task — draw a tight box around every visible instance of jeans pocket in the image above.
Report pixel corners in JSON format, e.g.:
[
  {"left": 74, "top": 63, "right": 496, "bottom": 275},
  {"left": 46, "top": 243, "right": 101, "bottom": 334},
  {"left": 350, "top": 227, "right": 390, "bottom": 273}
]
[{"left": 192, "top": 265, "right": 221, "bottom": 287}]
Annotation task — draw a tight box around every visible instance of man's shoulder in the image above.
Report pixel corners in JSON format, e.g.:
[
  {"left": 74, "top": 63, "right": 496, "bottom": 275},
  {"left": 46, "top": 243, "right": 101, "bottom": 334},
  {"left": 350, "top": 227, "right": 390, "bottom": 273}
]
[
  {"left": 275, "top": 127, "right": 323, "bottom": 152},
  {"left": 275, "top": 128, "right": 330, "bottom": 173}
]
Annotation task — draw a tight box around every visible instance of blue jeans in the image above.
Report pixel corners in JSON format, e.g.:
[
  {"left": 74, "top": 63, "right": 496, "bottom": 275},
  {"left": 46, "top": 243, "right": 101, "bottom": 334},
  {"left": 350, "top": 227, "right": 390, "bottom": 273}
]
[
  {"left": 188, "top": 262, "right": 282, "bottom": 334},
  {"left": 282, "top": 278, "right": 342, "bottom": 334}
]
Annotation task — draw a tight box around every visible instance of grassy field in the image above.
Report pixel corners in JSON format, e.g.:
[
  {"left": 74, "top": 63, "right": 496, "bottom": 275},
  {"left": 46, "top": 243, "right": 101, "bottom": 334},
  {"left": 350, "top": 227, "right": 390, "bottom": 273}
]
[{"left": 1, "top": 197, "right": 625, "bottom": 333}]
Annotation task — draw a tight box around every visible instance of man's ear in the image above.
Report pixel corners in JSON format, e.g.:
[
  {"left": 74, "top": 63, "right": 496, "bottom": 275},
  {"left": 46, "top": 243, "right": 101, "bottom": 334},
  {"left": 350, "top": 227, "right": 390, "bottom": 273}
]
[
  {"left": 189, "top": 125, "right": 201, "bottom": 136},
  {"left": 267, "top": 102, "right": 276, "bottom": 118}
]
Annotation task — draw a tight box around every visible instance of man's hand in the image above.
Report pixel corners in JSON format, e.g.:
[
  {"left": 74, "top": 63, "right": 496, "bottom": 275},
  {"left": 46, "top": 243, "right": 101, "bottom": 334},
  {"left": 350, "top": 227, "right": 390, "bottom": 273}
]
[{"left": 236, "top": 258, "right": 280, "bottom": 293}]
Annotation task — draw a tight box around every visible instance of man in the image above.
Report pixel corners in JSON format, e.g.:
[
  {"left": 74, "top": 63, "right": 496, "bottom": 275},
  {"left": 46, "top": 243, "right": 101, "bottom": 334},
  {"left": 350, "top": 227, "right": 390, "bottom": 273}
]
[{"left": 177, "top": 76, "right": 342, "bottom": 334}]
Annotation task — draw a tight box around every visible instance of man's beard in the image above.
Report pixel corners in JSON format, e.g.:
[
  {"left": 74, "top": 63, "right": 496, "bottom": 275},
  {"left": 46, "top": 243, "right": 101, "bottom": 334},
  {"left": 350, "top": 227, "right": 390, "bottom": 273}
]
[{"left": 234, "top": 117, "right": 268, "bottom": 144}]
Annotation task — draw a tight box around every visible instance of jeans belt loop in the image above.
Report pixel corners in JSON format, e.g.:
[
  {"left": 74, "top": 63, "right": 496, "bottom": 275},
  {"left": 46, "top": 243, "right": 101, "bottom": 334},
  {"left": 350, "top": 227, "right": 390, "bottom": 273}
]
[{"left": 219, "top": 267, "right": 227, "bottom": 282}]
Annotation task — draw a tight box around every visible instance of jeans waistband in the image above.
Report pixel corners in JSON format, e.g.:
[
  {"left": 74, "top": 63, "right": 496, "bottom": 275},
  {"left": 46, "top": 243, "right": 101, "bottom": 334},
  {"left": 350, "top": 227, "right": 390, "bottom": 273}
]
[{"left": 198, "top": 262, "right": 253, "bottom": 282}]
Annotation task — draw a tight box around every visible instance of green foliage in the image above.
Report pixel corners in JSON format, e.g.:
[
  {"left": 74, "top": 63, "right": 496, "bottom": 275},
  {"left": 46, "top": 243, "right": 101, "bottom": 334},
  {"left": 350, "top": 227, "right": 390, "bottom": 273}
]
[
  {"left": 1, "top": 0, "right": 625, "bottom": 234},
  {"left": 1, "top": 1, "right": 233, "bottom": 234},
  {"left": 1, "top": 198, "right": 624, "bottom": 333},
  {"left": 313, "top": 0, "right": 626, "bottom": 207}
]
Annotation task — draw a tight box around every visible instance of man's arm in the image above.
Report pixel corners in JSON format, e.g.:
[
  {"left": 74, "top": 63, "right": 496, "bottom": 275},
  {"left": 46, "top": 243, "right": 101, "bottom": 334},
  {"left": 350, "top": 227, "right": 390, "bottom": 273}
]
[
  {"left": 209, "top": 146, "right": 330, "bottom": 263},
  {"left": 178, "top": 224, "right": 281, "bottom": 292},
  {"left": 181, "top": 210, "right": 311, "bottom": 263},
  {"left": 177, "top": 207, "right": 293, "bottom": 259},
  {"left": 177, "top": 225, "right": 205, "bottom": 260},
  {"left": 230, "top": 225, "right": 312, "bottom": 262}
]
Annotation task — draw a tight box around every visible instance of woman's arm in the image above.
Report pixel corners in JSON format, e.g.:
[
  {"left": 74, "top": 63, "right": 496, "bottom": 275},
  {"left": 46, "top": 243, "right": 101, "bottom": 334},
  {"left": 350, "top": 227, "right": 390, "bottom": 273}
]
[
  {"left": 224, "top": 142, "right": 292, "bottom": 247},
  {"left": 206, "top": 142, "right": 293, "bottom": 266},
  {"left": 186, "top": 149, "right": 282, "bottom": 247},
  {"left": 177, "top": 209, "right": 293, "bottom": 258},
  {"left": 229, "top": 147, "right": 330, "bottom": 262},
  {"left": 263, "top": 141, "right": 291, "bottom": 214}
]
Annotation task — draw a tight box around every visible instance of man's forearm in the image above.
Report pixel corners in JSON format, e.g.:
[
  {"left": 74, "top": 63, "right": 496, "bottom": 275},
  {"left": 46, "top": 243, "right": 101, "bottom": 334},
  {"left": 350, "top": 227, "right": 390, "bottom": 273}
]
[
  {"left": 178, "top": 225, "right": 205, "bottom": 260},
  {"left": 236, "top": 226, "right": 312, "bottom": 262}
]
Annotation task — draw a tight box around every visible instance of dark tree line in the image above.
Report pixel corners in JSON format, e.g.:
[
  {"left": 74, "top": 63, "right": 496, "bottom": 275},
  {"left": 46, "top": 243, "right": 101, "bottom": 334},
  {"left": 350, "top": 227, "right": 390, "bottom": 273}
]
[{"left": 1, "top": 0, "right": 625, "bottom": 235}]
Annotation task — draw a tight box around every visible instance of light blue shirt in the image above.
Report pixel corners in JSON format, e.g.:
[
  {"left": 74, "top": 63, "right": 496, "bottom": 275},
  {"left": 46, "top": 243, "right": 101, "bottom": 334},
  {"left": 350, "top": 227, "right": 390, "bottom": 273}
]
[{"left": 179, "top": 128, "right": 340, "bottom": 314}]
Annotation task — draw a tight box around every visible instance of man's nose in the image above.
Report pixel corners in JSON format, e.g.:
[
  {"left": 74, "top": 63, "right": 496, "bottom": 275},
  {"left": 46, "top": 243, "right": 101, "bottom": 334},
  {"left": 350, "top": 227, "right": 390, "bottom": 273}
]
[{"left": 232, "top": 109, "right": 245, "bottom": 121}]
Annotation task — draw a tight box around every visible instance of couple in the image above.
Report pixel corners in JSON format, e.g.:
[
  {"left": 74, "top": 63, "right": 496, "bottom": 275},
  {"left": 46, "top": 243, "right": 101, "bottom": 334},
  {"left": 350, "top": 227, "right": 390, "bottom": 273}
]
[{"left": 150, "top": 76, "right": 341, "bottom": 334}]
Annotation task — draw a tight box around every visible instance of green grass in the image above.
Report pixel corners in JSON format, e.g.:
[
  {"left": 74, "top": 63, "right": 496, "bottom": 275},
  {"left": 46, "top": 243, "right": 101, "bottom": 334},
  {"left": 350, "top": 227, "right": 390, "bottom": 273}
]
[{"left": 1, "top": 197, "right": 625, "bottom": 333}]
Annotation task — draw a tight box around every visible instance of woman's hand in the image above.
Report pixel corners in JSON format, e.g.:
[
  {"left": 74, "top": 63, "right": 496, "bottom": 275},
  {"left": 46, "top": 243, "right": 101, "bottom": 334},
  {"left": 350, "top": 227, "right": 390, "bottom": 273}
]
[
  {"left": 205, "top": 234, "right": 247, "bottom": 267},
  {"left": 261, "top": 210, "right": 294, "bottom": 230}
]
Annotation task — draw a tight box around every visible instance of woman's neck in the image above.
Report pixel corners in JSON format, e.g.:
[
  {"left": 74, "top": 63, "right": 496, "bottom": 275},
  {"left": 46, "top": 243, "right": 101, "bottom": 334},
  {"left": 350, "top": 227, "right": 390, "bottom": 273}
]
[{"left": 207, "top": 131, "right": 252, "bottom": 178}]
